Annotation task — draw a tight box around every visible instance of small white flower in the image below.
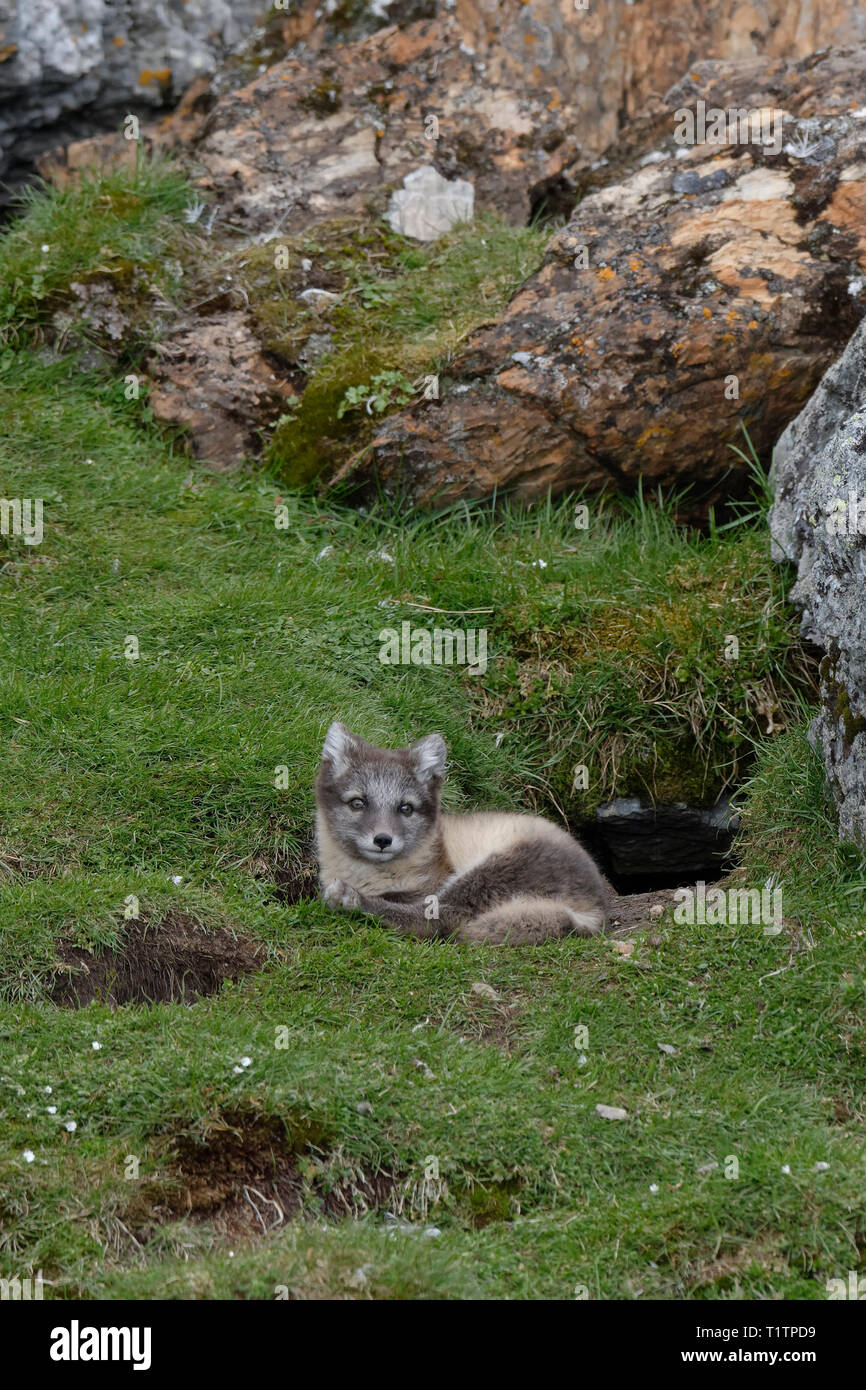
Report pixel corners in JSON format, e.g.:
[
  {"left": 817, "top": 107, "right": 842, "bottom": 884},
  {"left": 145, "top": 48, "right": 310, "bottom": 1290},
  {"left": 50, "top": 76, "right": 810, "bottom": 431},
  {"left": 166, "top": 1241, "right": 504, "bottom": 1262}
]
[
  {"left": 41, "top": 244, "right": 50, "bottom": 253},
  {"left": 169, "top": 874, "right": 183, "bottom": 885},
  {"left": 233, "top": 1066, "right": 244, "bottom": 1074},
  {"left": 47, "top": 1106, "right": 57, "bottom": 1115},
  {"left": 814, "top": 1161, "right": 830, "bottom": 1172},
  {"left": 649, "top": 1183, "right": 659, "bottom": 1193},
  {"left": 531, "top": 558, "right": 548, "bottom": 569},
  {"left": 23, "top": 1150, "right": 35, "bottom": 1163},
  {"left": 91, "top": 1041, "right": 102, "bottom": 1050},
  {"left": 43, "top": 1086, "right": 52, "bottom": 1094},
  {"left": 64, "top": 1121, "right": 77, "bottom": 1133},
  {"left": 781, "top": 1163, "right": 791, "bottom": 1175},
  {"left": 183, "top": 197, "right": 207, "bottom": 225},
  {"left": 239, "top": 1057, "right": 252, "bottom": 1068}
]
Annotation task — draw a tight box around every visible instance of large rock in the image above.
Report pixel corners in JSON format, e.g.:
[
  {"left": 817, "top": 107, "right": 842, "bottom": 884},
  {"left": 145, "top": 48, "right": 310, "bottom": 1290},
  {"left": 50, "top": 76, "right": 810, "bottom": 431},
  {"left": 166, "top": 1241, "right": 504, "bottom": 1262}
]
[
  {"left": 771, "top": 317, "right": 866, "bottom": 846},
  {"left": 35, "top": 0, "right": 866, "bottom": 216},
  {"left": 170, "top": 16, "right": 587, "bottom": 235},
  {"left": 335, "top": 47, "right": 866, "bottom": 508},
  {"left": 0, "top": 0, "right": 268, "bottom": 196},
  {"left": 146, "top": 311, "right": 295, "bottom": 469}
]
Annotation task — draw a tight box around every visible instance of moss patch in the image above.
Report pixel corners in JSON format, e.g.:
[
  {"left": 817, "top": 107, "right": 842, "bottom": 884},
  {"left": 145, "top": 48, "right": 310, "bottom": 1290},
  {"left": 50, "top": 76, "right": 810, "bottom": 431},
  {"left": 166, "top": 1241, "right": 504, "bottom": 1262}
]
[{"left": 264, "top": 213, "right": 549, "bottom": 485}]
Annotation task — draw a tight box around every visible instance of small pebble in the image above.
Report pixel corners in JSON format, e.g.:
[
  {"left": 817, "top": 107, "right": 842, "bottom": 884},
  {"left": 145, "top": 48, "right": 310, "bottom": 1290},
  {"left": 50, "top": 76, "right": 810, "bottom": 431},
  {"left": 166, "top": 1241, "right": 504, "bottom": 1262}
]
[{"left": 595, "top": 1104, "right": 628, "bottom": 1121}]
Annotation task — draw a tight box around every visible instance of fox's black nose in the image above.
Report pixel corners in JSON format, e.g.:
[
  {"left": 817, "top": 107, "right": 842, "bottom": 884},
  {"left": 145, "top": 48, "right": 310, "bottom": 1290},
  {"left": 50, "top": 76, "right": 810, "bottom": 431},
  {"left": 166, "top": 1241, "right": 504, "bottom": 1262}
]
[{"left": 373, "top": 833, "right": 393, "bottom": 850}]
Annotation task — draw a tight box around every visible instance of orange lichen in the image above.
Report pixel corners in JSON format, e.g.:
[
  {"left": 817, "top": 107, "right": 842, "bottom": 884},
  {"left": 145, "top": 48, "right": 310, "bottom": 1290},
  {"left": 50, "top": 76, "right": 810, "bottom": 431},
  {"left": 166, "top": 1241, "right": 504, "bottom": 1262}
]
[{"left": 138, "top": 69, "right": 172, "bottom": 87}]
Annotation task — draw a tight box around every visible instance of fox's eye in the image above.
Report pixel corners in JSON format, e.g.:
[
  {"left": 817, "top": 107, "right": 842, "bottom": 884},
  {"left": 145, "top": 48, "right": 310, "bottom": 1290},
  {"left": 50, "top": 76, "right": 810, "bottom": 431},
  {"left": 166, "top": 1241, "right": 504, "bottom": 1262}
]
[
  {"left": 348, "top": 797, "right": 366, "bottom": 810},
  {"left": 398, "top": 803, "right": 414, "bottom": 816}
]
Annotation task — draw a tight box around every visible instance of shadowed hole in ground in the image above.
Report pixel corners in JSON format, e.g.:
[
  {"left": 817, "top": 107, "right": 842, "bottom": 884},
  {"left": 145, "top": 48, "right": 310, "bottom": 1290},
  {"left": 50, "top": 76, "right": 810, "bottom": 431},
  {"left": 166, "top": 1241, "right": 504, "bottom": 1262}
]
[
  {"left": 270, "top": 849, "right": 318, "bottom": 905},
  {"left": 243, "top": 844, "right": 318, "bottom": 904},
  {"left": 50, "top": 912, "right": 266, "bottom": 1007},
  {"left": 128, "top": 1111, "right": 402, "bottom": 1245}
]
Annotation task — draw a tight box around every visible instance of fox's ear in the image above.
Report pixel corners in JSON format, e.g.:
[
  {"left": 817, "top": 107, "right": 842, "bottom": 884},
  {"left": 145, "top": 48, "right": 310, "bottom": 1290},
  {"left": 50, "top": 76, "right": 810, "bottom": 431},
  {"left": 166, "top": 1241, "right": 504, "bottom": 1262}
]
[
  {"left": 410, "top": 732, "right": 447, "bottom": 784},
  {"left": 322, "top": 721, "right": 358, "bottom": 776}
]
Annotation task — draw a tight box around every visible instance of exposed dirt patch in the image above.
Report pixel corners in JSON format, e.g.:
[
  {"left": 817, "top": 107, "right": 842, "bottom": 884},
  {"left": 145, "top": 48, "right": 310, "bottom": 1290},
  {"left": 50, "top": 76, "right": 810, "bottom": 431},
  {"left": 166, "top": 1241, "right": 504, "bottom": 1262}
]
[
  {"left": 51, "top": 913, "right": 265, "bottom": 1007},
  {"left": 609, "top": 885, "right": 689, "bottom": 936},
  {"left": 129, "top": 1112, "right": 400, "bottom": 1245},
  {"left": 243, "top": 842, "right": 318, "bottom": 905}
]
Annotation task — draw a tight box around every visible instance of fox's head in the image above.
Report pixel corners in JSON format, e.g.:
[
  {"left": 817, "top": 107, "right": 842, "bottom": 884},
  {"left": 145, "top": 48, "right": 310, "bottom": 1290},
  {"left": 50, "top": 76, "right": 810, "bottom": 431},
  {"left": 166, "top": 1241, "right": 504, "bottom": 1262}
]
[{"left": 316, "top": 722, "right": 446, "bottom": 864}]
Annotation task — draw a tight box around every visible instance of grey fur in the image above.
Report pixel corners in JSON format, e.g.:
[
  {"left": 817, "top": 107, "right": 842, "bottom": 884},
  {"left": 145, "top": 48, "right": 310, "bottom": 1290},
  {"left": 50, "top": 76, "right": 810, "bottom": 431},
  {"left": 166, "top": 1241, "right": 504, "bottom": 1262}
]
[{"left": 316, "top": 724, "right": 609, "bottom": 945}]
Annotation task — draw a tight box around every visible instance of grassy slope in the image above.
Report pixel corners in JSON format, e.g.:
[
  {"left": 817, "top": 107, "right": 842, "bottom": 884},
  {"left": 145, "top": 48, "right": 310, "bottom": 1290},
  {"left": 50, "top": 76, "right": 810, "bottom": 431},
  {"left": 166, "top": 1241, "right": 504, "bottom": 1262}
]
[{"left": 0, "top": 167, "right": 864, "bottom": 1301}]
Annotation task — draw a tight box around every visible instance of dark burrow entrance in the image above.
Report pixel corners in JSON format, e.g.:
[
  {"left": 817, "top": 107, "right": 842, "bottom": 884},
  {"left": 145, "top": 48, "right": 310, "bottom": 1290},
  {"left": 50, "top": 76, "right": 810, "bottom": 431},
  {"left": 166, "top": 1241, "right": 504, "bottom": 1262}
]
[
  {"left": 51, "top": 913, "right": 266, "bottom": 1007},
  {"left": 578, "top": 795, "right": 739, "bottom": 895}
]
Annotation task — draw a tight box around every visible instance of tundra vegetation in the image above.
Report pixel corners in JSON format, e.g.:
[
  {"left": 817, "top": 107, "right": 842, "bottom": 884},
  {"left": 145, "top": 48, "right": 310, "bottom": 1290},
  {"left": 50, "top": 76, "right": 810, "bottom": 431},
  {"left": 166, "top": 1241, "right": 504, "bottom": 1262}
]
[{"left": 0, "top": 162, "right": 863, "bottom": 1301}]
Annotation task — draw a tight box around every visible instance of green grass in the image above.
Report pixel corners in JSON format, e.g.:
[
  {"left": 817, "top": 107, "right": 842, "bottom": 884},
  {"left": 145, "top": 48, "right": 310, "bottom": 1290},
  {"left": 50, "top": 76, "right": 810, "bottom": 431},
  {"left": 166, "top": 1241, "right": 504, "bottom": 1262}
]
[
  {"left": 0, "top": 161, "right": 864, "bottom": 1302},
  {"left": 0, "top": 158, "right": 192, "bottom": 357}
]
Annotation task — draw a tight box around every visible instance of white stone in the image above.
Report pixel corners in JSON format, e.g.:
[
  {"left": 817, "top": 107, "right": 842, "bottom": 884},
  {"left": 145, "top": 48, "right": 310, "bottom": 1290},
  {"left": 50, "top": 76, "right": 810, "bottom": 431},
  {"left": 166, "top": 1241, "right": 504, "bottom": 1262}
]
[{"left": 387, "top": 166, "right": 474, "bottom": 242}]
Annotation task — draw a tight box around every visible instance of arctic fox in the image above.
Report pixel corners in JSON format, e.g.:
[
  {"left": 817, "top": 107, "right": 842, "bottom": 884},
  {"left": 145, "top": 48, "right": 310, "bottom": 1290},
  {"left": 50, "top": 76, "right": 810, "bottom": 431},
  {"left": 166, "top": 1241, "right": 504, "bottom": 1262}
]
[{"left": 315, "top": 723, "right": 610, "bottom": 944}]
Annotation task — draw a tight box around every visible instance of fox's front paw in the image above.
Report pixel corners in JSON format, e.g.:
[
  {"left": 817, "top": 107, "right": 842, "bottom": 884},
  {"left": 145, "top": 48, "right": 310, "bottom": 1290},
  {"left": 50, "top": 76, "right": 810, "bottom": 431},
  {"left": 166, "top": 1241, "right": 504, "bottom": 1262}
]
[{"left": 322, "top": 878, "right": 362, "bottom": 911}]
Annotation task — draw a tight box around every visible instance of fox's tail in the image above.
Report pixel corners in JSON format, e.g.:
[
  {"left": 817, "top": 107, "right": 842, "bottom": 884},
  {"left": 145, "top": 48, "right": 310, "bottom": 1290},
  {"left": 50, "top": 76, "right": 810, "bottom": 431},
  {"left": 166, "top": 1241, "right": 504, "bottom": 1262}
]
[{"left": 454, "top": 894, "right": 607, "bottom": 945}]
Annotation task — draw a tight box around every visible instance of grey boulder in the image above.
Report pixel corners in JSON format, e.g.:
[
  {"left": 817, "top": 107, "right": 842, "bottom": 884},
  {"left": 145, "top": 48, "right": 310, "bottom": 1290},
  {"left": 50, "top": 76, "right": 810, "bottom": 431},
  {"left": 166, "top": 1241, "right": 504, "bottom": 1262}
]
[{"left": 771, "top": 316, "right": 866, "bottom": 846}]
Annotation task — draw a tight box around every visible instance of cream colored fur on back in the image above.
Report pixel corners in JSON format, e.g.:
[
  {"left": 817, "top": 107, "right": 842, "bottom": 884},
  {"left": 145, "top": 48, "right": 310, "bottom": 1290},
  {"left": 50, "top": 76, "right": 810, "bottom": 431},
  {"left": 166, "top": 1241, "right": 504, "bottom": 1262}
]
[{"left": 440, "top": 811, "right": 568, "bottom": 873}]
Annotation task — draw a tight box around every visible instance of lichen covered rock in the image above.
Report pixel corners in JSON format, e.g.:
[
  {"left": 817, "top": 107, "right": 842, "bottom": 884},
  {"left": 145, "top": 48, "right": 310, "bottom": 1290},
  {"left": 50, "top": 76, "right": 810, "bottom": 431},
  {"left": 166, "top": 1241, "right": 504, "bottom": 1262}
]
[
  {"left": 771, "top": 315, "right": 866, "bottom": 845},
  {"left": 335, "top": 48, "right": 866, "bottom": 509}
]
